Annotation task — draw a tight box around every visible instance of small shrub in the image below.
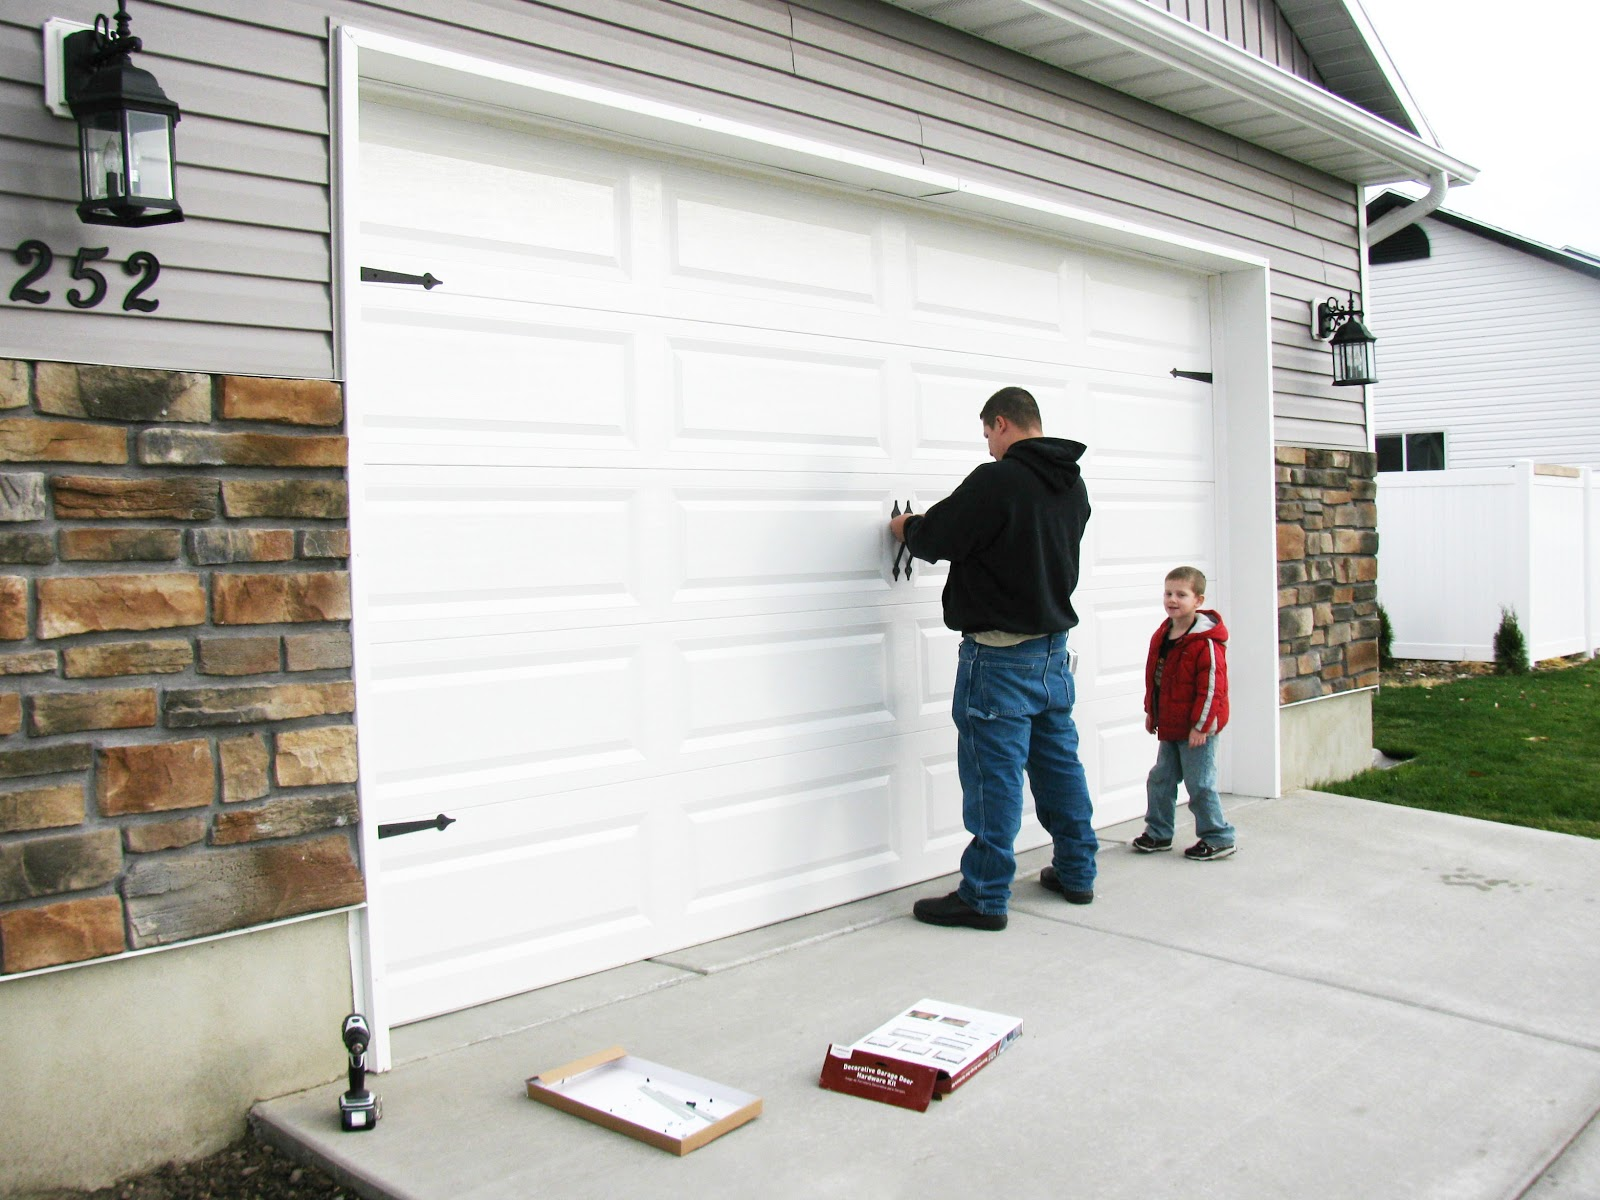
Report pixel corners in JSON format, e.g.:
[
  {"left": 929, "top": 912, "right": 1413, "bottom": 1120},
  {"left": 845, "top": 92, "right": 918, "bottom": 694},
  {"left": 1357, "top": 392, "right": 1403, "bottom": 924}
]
[
  {"left": 1493, "top": 607, "right": 1530, "bottom": 675},
  {"left": 1376, "top": 602, "right": 1395, "bottom": 668}
]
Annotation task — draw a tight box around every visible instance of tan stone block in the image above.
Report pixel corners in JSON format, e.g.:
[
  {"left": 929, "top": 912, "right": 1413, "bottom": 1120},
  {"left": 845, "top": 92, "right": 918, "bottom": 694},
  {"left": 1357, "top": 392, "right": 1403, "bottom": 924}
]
[
  {"left": 1346, "top": 639, "right": 1379, "bottom": 674},
  {"left": 0, "top": 692, "right": 17, "bottom": 735},
  {"left": 0, "top": 782, "right": 85, "bottom": 832},
  {"left": 198, "top": 636, "right": 281, "bottom": 676},
  {"left": 1277, "top": 606, "right": 1313, "bottom": 640},
  {"left": 220, "top": 376, "right": 343, "bottom": 426},
  {"left": 0, "top": 650, "right": 57, "bottom": 675},
  {"left": 220, "top": 480, "right": 347, "bottom": 520},
  {"left": 63, "top": 639, "right": 192, "bottom": 678},
  {"left": 1314, "top": 602, "right": 1334, "bottom": 626},
  {"left": 275, "top": 725, "right": 358, "bottom": 787},
  {"left": 1276, "top": 523, "right": 1305, "bottom": 561},
  {"left": 0, "top": 418, "right": 127, "bottom": 464},
  {"left": 0, "top": 472, "right": 48, "bottom": 522},
  {"left": 59, "top": 527, "right": 183, "bottom": 562},
  {"left": 0, "top": 359, "right": 27, "bottom": 409},
  {"left": 220, "top": 734, "right": 270, "bottom": 803},
  {"left": 213, "top": 571, "right": 351, "bottom": 626},
  {"left": 212, "top": 790, "right": 358, "bottom": 845},
  {"left": 51, "top": 475, "right": 219, "bottom": 520},
  {"left": 284, "top": 632, "right": 353, "bottom": 672},
  {"left": 0, "top": 576, "right": 25, "bottom": 641},
  {"left": 300, "top": 529, "right": 351, "bottom": 559},
  {"left": 164, "top": 681, "right": 355, "bottom": 728},
  {"left": 0, "top": 894, "right": 125, "bottom": 972},
  {"left": 1275, "top": 447, "right": 1307, "bottom": 465},
  {"left": 37, "top": 574, "right": 206, "bottom": 638},
  {"left": 123, "top": 833, "right": 364, "bottom": 947},
  {"left": 188, "top": 528, "right": 296, "bottom": 564},
  {"left": 1327, "top": 623, "right": 1352, "bottom": 647},
  {"left": 35, "top": 362, "right": 210, "bottom": 423},
  {"left": 96, "top": 738, "right": 215, "bottom": 815},
  {"left": 0, "top": 828, "right": 121, "bottom": 902},
  {"left": 125, "top": 816, "right": 207, "bottom": 853},
  {"left": 138, "top": 429, "right": 347, "bottom": 468},
  {"left": 30, "top": 688, "right": 156, "bottom": 736}
]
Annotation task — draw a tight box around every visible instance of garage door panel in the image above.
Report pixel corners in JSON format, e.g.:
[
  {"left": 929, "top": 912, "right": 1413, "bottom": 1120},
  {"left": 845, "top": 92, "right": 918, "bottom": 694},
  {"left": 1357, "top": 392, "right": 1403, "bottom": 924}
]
[
  {"left": 1085, "top": 377, "right": 1213, "bottom": 481},
  {"left": 1089, "top": 711, "right": 1154, "bottom": 826},
  {"left": 914, "top": 619, "right": 961, "bottom": 718},
  {"left": 908, "top": 228, "right": 1072, "bottom": 335},
  {"left": 1082, "top": 482, "right": 1215, "bottom": 584},
  {"left": 1085, "top": 258, "right": 1210, "bottom": 358},
  {"left": 1081, "top": 588, "right": 1166, "bottom": 699}
]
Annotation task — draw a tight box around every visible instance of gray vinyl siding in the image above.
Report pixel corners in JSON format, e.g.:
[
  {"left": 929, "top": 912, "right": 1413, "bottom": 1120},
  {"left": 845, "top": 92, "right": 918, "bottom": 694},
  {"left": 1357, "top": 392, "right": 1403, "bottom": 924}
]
[
  {"left": 1370, "top": 220, "right": 1600, "bottom": 469},
  {"left": 0, "top": 0, "right": 1365, "bottom": 445},
  {"left": 1142, "top": 0, "right": 1323, "bottom": 83}
]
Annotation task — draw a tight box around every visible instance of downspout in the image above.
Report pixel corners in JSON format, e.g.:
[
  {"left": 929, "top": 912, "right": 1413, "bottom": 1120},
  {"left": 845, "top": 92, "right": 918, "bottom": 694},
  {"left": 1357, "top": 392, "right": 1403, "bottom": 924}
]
[{"left": 1367, "top": 170, "right": 1451, "bottom": 247}]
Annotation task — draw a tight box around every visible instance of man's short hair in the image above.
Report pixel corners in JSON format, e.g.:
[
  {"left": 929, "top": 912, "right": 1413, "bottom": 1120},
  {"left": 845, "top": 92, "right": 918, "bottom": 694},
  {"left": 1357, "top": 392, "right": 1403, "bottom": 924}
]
[
  {"left": 980, "top": 386, "right": 1043, "bottom": 431},
  {"left": 1166, "top": 565, "right": 1207, "bottom": 595}
]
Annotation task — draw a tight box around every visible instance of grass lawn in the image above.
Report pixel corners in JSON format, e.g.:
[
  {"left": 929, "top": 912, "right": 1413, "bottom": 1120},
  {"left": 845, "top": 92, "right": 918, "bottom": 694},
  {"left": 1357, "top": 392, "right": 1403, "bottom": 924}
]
[{"left": 1318, "top": 656, "right": 1600, "bottom": 839}]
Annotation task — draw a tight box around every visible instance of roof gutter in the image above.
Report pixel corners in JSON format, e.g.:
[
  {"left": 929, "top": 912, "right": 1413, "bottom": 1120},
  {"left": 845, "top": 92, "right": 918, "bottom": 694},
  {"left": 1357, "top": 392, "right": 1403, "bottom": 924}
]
[{"left": 1366, "top": 170, "right": 1449, "bottom": 246}]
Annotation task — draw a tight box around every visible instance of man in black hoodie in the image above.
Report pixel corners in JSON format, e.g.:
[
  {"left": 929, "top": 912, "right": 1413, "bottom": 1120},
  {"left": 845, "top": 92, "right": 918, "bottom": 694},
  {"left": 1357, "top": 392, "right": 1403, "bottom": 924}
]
[{"left": 890, "top": 386, "right": 1097, "bottom": 930}]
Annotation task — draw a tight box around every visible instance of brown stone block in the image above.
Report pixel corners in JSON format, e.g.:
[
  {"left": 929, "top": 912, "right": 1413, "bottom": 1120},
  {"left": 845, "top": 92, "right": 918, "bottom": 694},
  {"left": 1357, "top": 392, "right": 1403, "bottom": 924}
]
[
  {"left": 1313, "top": 602, "right": 1334, "bottom": 626},
  {"left": 0, "top": 532, "right": 54, "bottom": 563},
  {"left": 0, "top": 359, "right": 26, "bottom": 409},
  {"left": 1275, "top": 447, "right": 1307, "bottom": 465},
  {"left": 276, "top": 725, "right": 358, "bottom": 787},
  {"left": 1354, "top": 671, "right": 1380, "bottom": 689},
  {"left": 0, "top": 692, "right": 18, "bottom": 735},
  {"left": 0, "top": 782, "right": 84, "bottom": 832},
  {"left": 124, "top": 832, "right": 365, "bottom": 947},
  {"left": 139, "top": 429, "right": 347, "bottom": 468},
  {"left": 1297, "top": 652, "right": 1321, "bottom": 674},
  {"left": 1322, "top": 664, "right": 1346, "bottom": 680},
  {"left": 125, "top": 816, "right": 207, "bottom": 853},
  {"left": 0, "top": 418, "right": 127, "bottom": 464},
  {"left": 0, "top": 894, "right": 126, "bottom": 972},
  {"left": 0, "top": 472, "right": 48, "bottom": 522},
  {"left": 1276, "top": 523, "right": 1305, "bottom": 561},
  {"left": 31, "top": 688, "right": 157, "bottom": 736},
  {"left": 220, "top": 734, "right": 270, "bottom": 802},
  {"left": 0, "top": 576, "right": 24, "bottom": 640},
  {"left": 0, "top": 828, "right": 121, "bottom": 902},
  {"left": 213, "top": 571, "right": 351, "bottom": 626},
  {"left": 199, "top": 636, "right": 281, "bottom": 675},
  {"left": 212, "top": 790, "right": 359, "bottom": 844},
  {"left": 188, "top": 528, "right": 296, "bottom": 564},
  {"left": 284, "top": 632, "right": 353, "bottom": 672},
  {"left": 1346, "top": 639, "right": 1379, "bottom": 674},
  {"left": 35, "top": 362, "right": 210, "bottom": 423},
  {"left": 300, "top": 529, "right": 351, "bottom": 559},
  {"left": 1277, "top": 606, "right": 1313, "bottom": 640},
  {"left": 1332, "top": 586, "right": 1355, "bottom": 604},
  {"left": 1323, "top": 489, "right": 1353, "bottom": 505},
  {"left": 0, "top": 742, "right": 92, "bottom": 778},
  {"left": 63, "top": 638, "right": 192, "bottom": 678},
  {"left": 1326, "top": 623, "right": 1352, "bottom": 648},
  {"left": 1280, "top": 677, "right": 1324, "bottom": 704},
  {"left": 221, "top": 480, "right": 347, "bottom": 520},
  {"left": 220, "top": 376, "right": 343, "bottom": 427},
  {"left": 164, "top": 681, "right": 355, "bottom": 728},
  {"left": 96, "top": 739, "right": 214, "bottom": 815},
  {"left": 51, "top": 475, "right": 220, "bottom": 521},
  {"left": 37, "top": 573, "right": 206, "bottom": 639},
  {"left": 60, "top": 527, "right": 183, "bottom": 561}
]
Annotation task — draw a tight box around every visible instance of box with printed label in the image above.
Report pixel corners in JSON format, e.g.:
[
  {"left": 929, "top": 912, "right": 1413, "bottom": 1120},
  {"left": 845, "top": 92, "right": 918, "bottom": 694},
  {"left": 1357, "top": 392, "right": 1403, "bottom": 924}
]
[{"left": 817, "top": 998, "right": 1023, "bottom": 1112}]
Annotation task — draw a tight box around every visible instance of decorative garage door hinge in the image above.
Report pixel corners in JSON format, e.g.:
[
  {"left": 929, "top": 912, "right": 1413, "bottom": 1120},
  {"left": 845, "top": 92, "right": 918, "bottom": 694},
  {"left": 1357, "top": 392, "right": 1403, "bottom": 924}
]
[
  {"left": 360, "top": 266, "right": 444, "bottom": 290},
  {"left": 377, "top": 813, "right": 456, "bottom": 839},
  {"left": 892, "top": 499, "right": 915, "bottom": 581},
  {"left": 1170, "top": 368, "right": 1213, "bottom": 383}
]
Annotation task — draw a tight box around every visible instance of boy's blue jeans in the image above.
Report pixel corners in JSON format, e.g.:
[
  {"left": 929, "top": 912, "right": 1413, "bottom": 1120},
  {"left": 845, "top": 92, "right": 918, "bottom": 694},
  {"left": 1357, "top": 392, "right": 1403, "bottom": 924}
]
[
  {"left": 1143, "top": 737, "right": 1235, "bottom": 846},
  {"left": 952, "top": 634, "right": 1098, "bottom": 915}
]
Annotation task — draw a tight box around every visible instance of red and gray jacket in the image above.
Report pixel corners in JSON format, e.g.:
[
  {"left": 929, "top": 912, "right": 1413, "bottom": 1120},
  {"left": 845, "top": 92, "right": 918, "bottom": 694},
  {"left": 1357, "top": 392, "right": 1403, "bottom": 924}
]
[{"left": 1144, "top": 610, "right": 1229, "bottom": 741}]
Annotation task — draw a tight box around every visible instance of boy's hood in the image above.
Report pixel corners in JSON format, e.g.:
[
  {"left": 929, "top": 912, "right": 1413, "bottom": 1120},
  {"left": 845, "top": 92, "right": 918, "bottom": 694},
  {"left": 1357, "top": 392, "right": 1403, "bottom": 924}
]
[{"left": 1175, "top": 610, "right": 1227, "bottom": 641}]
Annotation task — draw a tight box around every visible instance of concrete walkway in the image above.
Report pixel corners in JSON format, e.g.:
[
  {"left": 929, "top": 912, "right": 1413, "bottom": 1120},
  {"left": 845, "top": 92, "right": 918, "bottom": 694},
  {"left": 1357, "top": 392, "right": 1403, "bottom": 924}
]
[{"left": 254, "top": 792, "right": 1600, "bottom": 1199}]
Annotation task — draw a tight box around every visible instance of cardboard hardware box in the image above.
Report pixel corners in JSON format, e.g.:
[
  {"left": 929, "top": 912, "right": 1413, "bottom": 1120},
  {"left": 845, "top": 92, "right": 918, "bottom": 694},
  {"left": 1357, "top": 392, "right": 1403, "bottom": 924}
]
[
  {"left": 818, "top": 998, "right": 1023, "bottom": 1112},
  {"left": 526, "top": 1046, "right": 762, "bottom": 1155}
]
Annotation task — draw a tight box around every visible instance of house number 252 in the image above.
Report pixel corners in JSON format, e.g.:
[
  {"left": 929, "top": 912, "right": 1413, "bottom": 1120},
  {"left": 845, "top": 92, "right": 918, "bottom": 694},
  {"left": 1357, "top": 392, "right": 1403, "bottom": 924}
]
[{"left": 9, "top": 240, "right": 161, "bottom": 313}]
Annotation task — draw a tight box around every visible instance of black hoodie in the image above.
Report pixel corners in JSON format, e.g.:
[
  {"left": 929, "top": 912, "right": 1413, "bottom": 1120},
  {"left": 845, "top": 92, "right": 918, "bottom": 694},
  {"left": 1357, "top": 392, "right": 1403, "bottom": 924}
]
[{"left": 902, "top": 436, "right": 1091, "bottom": 635}]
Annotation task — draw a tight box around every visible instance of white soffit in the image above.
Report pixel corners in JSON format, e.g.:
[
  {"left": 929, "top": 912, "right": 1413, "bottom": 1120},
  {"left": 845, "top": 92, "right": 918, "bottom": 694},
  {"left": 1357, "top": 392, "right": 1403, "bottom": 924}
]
[{"left": 878, "top": 0, "right": 1477, "bottom": 187}]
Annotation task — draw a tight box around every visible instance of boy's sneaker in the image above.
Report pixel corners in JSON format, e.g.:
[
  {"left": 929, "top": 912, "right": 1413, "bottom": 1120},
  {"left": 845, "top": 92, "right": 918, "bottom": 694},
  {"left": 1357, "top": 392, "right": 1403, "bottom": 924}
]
[
  {"left": 1130, "top": 834, "right": 1173, "bottom": 853},
  {"left": 1183, "top": 840, "right": 1236, "bottom": 861}
]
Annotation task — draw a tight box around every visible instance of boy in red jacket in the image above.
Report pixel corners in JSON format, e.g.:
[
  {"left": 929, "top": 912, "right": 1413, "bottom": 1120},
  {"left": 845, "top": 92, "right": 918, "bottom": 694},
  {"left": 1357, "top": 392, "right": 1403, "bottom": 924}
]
[{"left": 1136, "top": 565, "right": 1236, "bottom": 860}]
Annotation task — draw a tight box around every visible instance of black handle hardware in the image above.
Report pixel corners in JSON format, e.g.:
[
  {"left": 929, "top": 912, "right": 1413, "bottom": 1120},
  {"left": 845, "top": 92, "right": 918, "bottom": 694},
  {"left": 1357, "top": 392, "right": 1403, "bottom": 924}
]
[
  {"left": 378, "top": 813, "right": 456, "bottom": 839},
  {"left": 892, "top": 500, "right": 915, "bottom": 580},
  {"left": 361, "top": 266, "right": 444, "bottom": 289},
  {"left": 1170, "top": 368, "right": 1213, "bottom": 383}
]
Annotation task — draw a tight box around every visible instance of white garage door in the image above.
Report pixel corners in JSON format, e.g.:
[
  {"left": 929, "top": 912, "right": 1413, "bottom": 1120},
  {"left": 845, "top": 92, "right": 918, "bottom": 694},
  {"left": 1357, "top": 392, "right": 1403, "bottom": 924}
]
[{"left": 352, "top": 98, "right": 1216, "bottom": 1024}]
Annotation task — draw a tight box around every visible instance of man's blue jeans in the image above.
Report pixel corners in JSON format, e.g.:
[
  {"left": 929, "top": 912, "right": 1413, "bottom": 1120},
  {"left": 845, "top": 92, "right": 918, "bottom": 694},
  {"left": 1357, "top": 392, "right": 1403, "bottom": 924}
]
[
  {"left": 952, "top": 634, "right": 1098, "bottom": 915},
  {"left": 1143, "top": 737, "right": 1235, "bottom": 846}
]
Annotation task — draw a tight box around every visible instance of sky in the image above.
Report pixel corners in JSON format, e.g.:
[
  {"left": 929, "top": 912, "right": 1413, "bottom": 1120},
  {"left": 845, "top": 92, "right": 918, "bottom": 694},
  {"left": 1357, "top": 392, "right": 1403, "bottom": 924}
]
[{"left": 1354, "top": 0, "right": 1600, "bottom": 256}]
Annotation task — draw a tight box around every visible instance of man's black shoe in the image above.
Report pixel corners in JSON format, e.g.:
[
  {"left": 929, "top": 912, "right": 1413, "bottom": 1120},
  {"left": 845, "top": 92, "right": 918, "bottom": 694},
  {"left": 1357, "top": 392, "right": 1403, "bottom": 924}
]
[
  {"left": 1039, "top": 866, "right": 1094, "bottom": 905},
  {"left": 912, "top": 891, "right": 1007, "bottom": 930}
]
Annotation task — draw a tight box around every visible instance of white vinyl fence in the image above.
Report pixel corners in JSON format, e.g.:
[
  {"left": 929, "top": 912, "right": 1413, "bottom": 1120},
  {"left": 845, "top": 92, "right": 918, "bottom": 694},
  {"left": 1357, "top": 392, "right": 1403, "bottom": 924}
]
[{"left": 1377, "top": 462, "right": 1600, "bottom": 662}]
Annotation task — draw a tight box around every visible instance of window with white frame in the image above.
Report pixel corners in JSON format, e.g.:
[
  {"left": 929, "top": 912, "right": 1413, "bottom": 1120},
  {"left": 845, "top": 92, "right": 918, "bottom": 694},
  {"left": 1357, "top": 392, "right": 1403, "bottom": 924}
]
[{"left": 1375, "top": 432, "right": 1445, "bottom": 472}]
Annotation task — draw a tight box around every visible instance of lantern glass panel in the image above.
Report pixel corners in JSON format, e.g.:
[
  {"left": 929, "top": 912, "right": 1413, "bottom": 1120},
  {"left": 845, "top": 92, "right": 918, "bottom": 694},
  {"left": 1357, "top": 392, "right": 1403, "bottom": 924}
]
[
  {"left": 126, "top": 110, "right": 175, "bottom": 201},
  {"left": 80, "top": 111, "right": 127, "bottom": 202}
]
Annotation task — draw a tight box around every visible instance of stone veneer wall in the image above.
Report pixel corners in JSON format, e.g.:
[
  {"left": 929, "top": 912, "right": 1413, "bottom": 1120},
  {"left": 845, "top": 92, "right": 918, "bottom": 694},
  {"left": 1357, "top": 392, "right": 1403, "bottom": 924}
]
[
  {"left": 1276, "top": 446, "right": 1381, "bottom": 702},
  {"left": 0, "top": 359, "right": 364, "bottom": 976}
]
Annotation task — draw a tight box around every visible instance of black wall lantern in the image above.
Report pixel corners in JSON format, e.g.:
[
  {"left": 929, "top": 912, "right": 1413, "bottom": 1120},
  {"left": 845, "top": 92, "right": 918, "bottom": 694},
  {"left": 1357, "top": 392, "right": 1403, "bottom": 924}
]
[
  {"left": 61, "top": 0, "right": 183, "bottom": 227},
  {"left": 1312, "top": 293, "right": 1378, "bottom": 387}
]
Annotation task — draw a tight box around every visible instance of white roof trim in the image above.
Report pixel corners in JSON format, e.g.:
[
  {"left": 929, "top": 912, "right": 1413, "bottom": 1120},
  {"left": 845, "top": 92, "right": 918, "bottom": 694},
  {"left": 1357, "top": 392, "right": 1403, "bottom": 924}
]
[{"left": 880, "top": 0, "right": 1477, "bottom": 187}]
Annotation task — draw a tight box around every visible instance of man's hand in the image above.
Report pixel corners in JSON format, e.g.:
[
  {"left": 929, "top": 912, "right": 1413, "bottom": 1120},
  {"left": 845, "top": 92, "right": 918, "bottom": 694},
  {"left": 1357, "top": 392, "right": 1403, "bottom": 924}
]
[
  {"left": 1187, "top": 728, "right": 1208, "bottom": 749},
  {"left": 889, "top": 513, "right": 912, "bottom": 543}
]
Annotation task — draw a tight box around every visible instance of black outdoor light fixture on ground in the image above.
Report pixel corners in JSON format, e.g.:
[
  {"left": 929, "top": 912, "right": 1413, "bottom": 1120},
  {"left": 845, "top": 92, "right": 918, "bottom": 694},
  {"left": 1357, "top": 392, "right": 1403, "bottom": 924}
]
[
  {"left": 60, "top": 0, "right": 183, "bottom": 227},
  {"left": 1312, "top": 292, "right": 1379, "bottom": 386}
]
